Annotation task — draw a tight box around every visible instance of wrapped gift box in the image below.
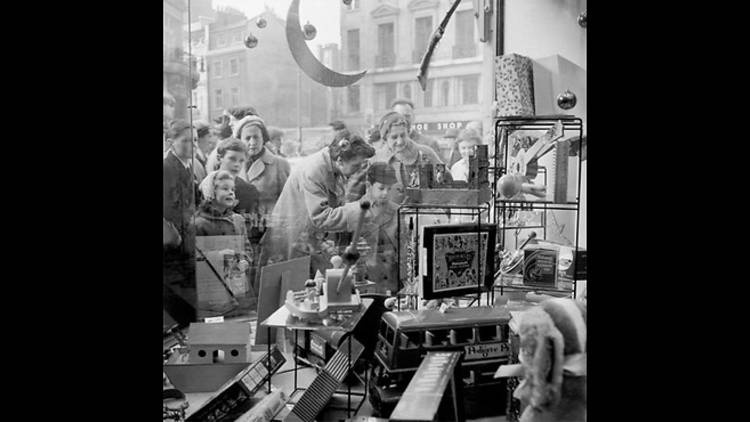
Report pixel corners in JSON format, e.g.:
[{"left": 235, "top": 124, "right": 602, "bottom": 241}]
[{"left": 495, "top": 53, "right": 535, "bottom": 117}]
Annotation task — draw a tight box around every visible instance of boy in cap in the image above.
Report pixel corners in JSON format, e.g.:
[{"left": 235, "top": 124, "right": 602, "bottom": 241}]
[{"left": 359, "top": 162, "right": 401, "bottom": 294}]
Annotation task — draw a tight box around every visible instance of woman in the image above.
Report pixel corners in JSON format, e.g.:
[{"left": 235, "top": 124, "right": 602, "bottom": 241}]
[
  {"left": 260, "top": 132, "right": 375, "bottom": 275},
  {"left": 234, "top": 115, "right": 290, "bottom": 215},
  {"left": 372, "top": 111, "right": 450, "bottom": 203}
]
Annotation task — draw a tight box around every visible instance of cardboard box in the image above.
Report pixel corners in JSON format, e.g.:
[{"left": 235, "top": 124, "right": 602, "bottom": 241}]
[
  {"left": 523, "top": 245, "right": 557, "bottom": 287},
  {"left": 495, "top": 53, "right": 535, "bottom": 117}
]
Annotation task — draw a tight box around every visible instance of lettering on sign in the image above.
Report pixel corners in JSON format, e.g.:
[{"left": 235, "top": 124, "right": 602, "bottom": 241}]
[{"left": 464, "top": 342, "right": 510, "bottom": 360}]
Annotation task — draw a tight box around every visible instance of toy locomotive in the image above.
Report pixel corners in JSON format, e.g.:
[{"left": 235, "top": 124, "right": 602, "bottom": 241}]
[{"left": 368, "top": 305, "right": 512, "bottom": 419}]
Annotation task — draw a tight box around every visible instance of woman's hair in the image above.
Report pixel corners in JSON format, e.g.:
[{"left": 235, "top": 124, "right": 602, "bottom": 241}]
[
  {"left": 377, "top": 111, "right": 409, "bottom": 140},
  {"left": 366, "top": 162, "right": 398, "bottom": 186},
  {"left": 166, "top": 119, "right": 192, "bottom": 140},
  {"left": 195, "top": 121, "right": 211, "bottom": 139},
  {"left": 216, "top": 137, "right": 247, "bottom": 158},
  {"left": 216, "top": 122, "right": 233, "bottom": 140},
  {"left": 329, "top": 131, "right": 375, "bottom": 162},
  {"left": 457, "top": 128, "right": 481, "bottom": 145},
  {"left": 227, "top": 106, "right": 258, "bottom": 120}
]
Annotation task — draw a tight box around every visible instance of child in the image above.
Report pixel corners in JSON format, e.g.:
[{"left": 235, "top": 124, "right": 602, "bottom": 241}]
[
  {"left": 195, "top": 170, "right": 248, "bottom": 237},
  {"left": 195, "top": 170, "right": 254, "bottom": 310},
  {"left": 215, "top": 137, "right": 260, "bottom": 215},
  {"left": 450, "top": 129, "right": 481, "bottom": 182},
  {"left": 359, "top": 162, "right": 400, "bottom": 294}
]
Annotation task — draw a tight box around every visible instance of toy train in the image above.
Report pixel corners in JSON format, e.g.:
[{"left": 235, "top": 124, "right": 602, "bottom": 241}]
[{"left": 368, "top": 305, "right": 512, "bottom": 419}]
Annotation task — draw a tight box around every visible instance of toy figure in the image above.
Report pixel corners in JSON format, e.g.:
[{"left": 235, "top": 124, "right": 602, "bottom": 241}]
[{"left": 511, "top": 297, "right": 586, "bottom": 422}]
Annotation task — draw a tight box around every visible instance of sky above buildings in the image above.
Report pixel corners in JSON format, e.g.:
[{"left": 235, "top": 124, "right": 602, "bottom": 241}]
[{"left": 212, "top": 0, "right": 342, "bottom": 50}]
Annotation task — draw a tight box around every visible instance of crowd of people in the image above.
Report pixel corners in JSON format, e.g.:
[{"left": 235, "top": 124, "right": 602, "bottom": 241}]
[{"left": 163, "top": 97, "right": 489, "bottom": 313}]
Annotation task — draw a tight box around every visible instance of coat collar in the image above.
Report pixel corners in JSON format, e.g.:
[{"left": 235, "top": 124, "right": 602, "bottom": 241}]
[
  {"left": 197, "top": 201, "right": 235, "bottom": 221},
  {"left": 246, "top": 147, "right": 274, "bottom": 181}
]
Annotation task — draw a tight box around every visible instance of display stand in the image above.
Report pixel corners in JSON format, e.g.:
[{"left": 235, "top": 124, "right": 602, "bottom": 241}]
[
  {"left": 492, "top": 115, "right": 584, "bottom": 301},
  {"left": 396, "top": 203, "right": 492, "bottom": 311},
  {"left": 259, "top": 299, "right": 374, "bottom": 419}
]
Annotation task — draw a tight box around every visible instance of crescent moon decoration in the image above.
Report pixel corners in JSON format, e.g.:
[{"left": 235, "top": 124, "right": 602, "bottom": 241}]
[{"left": 286, "top": 0, "right": 366, "bottom": 87}]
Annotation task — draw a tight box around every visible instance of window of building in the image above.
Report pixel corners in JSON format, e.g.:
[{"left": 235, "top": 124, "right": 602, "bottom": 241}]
[
  {"left": 230, "top": 58, "right": 238, "bottom": 75},
  {"left": 439, "top": 80, "right": 450, "bottom": 106},
  {"left": 460, "top": 74, "right": 479, "bottom": 105},
  {"left": 454, "top": 9, "right": 476, "bottom": 59},
  {"left": 215, "top": 89, "right": 223, "bottom": 108},
  {"left": 233, "top": 31, "right": 241, "bottom": 43},
  {"left": 414, "top": 16, "right": 433, "bottom": 63},
  {"left": 347, "top": 29, "right": 360, "bottom": 70},
  {"left": 348, "top": 85, "right": 360, "bottom": 113},
  {"left": 213, "top": 61, "right": 222, "bottom": 78},
  {"left": 375, "top": 82, "right": 397, "bottom": 111},
  {"left": 217, "top": 33, "right": 226, "bottom": 47},
  {"left": 423, "top": 79, "right": 434, "bottom": 108},
  {"left": 231, "top": 87, "right": 239, "bottom": 106},
  {"left": 403, "top": 83, "right": 412, "bottom": 100},
  {"left": 376, "top": 23, "right": 395, "bottom": 67}
]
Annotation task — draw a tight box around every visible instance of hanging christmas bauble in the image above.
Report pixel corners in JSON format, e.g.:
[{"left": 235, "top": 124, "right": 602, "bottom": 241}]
[
  {"left": 244, "top": 33, "right": 258, "bottom": 48},
  {"left": 578, "top": 11, "right": 587, "bottom": 28},
  {"left": 256, "top": 17, "right": 267, "bottom": 28},
  {"left": 303, "top": 21, "right": 317, "bottom": 41},
  {"left": 557, "top": 90, "right": 577, "bottom": 110},
  {"left": 342, "top": 0, "right": 352, "bottom": 5}
]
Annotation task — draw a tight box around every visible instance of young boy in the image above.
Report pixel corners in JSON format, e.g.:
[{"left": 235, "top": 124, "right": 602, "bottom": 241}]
[
  {"left": 215, "top": 137, "right": 260, "bottom": 215},
  {"left": 450, "top": 129, "right": 481, "bottom": 182},
  {"left": 359, "top": 162, "right": 400, "bottom": 294}
]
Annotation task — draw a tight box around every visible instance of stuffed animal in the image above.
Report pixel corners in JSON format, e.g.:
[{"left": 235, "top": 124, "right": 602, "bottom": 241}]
[{"left": 514, "top": 297, "right": 586, "bottom": 422}]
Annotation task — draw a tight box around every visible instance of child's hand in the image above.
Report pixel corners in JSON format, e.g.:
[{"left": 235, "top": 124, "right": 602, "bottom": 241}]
[{"left": 238, "top": 260, "right": 249, "bottom": 272}]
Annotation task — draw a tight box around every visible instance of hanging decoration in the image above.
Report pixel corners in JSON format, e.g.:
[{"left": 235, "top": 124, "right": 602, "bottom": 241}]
[
  {"left": 578, "top": 11, "right": 587, "bottom": 28},
  {"left": 256, "top": 17, "right": 267, "bottom": 28},
  {"left": 285, "top": 0, "right": 366, "bottom": 87},
  {"left": 557, "top": 90, "right": 577, "bottom": 110},
  {"left": 343, "top": 0, "right": 352, "bottom": 5},
  {"left": 244, "top": 33, "right": 258, "bottom": 48},
  {"left": 303, "top": 21, "right": 317, "bottom": 40}
]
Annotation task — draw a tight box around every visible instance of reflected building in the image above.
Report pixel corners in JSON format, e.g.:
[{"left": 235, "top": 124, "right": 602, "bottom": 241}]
[
  {"left": 164, "top": 0, "right": 200, "bottom": 122},
  {"left": 204, "top": 7, "right": 330, "bottom": 130},
  {"left": 337, "top": 0, "right": 486, "bottom": 138}
]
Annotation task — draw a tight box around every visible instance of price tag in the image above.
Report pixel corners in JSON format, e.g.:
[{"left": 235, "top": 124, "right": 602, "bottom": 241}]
[{"left": 204, "top": 316, "right": 224, "bottom": 323}]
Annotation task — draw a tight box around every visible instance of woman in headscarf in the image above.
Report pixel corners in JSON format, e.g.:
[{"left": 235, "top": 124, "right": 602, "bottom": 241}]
[
  {"left": 259, "top": 132, "right": 376, "bottom": 276},
  {"left": 372, "top": 111, "right": 450, "bottom": 203}
]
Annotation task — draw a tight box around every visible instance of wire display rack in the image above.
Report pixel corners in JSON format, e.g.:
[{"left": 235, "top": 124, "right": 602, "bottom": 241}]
[
  {"left": 492, "top": 115, "right": 585, "bottom": 299},
  {"left": 395, "top": 203, "right": 492, "bottom": 311}
]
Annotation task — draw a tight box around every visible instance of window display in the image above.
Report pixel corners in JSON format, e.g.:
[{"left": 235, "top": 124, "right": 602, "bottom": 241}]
[{"left": 163, "top": 0, "right": 586, "bottom": 420}]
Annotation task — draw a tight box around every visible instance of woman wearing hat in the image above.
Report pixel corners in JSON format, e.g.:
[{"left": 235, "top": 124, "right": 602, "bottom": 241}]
[
  {"left": 372, "top": 111, "right": 450, "bottom": 203},
  {"left": 259, "top": 132, "right": 376, "bottom": 277},
  {"left": 234, "top": 115, "right": 290, "bottom": 215}
]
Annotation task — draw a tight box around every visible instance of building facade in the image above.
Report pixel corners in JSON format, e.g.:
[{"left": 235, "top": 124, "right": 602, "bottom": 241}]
[
  {"left": 338, "top": 0, "right": 488, "bottom": 138},
  {"left": 204, "top": 8, "right": 330, "bottom": 130},
  {"left": 164, "top": 0, "right": 199, "bottom": 122}
]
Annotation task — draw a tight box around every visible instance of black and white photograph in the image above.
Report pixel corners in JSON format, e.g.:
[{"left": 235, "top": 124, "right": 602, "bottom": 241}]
[{"left": 162, "top": 1, "right": 587, "bottom": 421}]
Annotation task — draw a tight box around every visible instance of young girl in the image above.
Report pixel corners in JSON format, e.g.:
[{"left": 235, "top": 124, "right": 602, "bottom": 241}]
[
  {"left": 450, "top": 129, "right": 481, "bottom": 182},
  {"left": 195, "top": 170, "right": 248, "bottom": 237}
]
